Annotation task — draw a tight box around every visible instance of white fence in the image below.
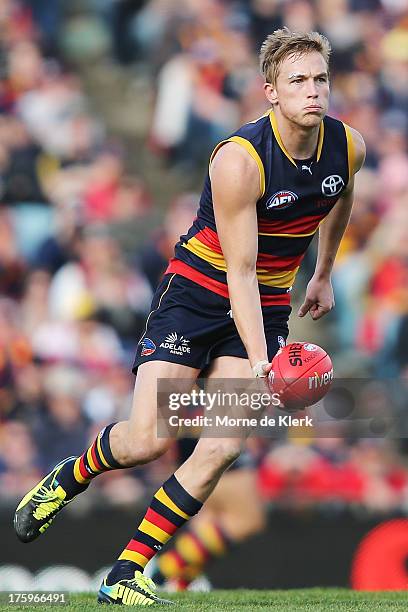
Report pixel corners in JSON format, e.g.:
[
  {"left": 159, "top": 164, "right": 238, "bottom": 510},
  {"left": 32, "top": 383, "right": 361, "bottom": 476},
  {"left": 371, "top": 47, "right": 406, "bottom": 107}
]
[{"left": 0, "top": 565, "right": 111, "bottom": 592}]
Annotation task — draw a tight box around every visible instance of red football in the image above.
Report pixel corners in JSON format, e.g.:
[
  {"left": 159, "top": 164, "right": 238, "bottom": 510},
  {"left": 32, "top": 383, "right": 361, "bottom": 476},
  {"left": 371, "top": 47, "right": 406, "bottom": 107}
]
[{"left": 268, "top": 342, "right": 333, "bottom": 411}]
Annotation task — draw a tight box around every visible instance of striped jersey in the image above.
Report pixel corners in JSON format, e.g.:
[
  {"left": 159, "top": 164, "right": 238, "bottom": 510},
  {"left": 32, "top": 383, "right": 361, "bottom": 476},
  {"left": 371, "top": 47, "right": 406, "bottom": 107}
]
[{"left": 166, "top": 110, "right": 354, "bottom": 306}]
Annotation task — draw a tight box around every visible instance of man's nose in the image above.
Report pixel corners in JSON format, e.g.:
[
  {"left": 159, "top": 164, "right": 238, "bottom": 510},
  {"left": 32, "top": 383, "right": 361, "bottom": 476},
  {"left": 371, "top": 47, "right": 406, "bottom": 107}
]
[{"left": 306, "top": 79, "right": 318, "bottom": 97}]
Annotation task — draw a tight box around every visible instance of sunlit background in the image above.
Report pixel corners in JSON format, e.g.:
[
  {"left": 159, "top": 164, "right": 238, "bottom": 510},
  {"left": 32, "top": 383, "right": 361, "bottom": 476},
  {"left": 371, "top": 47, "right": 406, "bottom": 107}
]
[{"left": 0, "top": 0, "right": 408, "bottom": 593}]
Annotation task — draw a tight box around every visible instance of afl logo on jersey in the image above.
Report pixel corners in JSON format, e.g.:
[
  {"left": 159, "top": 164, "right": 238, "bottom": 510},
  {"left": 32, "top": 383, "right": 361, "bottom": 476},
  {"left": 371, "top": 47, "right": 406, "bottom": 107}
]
[
  {"left": 321, "top": 175, "right": 344, "bottom": 197},
  {"left": 266, "top": 190, "right": 298, "bottom": 210}
]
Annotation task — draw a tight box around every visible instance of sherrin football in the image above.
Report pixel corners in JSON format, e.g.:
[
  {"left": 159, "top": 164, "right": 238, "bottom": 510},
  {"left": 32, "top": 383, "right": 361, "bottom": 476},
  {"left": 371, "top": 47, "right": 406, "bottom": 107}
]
[{"left": 268, "top": 342, "right": 333, "bottom": 411}]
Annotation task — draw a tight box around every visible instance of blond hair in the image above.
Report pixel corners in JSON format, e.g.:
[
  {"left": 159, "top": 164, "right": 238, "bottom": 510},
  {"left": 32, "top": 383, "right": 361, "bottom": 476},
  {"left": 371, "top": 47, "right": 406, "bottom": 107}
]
[{"left": 259, "top": 28, "right": 331, "bottom": 85}]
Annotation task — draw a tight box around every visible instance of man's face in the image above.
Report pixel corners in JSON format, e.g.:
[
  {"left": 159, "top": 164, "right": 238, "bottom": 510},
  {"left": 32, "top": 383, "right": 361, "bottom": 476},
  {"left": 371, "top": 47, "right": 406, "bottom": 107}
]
[{"left": 266, "top": 51, "right": 330, "bottom": 127}]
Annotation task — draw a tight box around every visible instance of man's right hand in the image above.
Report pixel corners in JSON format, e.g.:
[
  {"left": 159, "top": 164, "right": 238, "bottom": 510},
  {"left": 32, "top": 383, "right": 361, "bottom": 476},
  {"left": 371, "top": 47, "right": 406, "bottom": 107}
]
[{"left": 252, "top": 360, "right": 272, "bottom": 378}]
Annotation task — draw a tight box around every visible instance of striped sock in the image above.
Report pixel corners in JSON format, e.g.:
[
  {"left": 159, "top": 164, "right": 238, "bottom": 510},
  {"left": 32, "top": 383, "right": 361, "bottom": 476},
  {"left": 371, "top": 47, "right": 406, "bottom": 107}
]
[
  {"left": 57, "top": 423, "right": 122, "bottom": 499},
  {"left": 156, "top": 520, "right": 229, "bottom": 585},
  {"left": 107, "top": 475, "right": 202, "bottom": 584}
]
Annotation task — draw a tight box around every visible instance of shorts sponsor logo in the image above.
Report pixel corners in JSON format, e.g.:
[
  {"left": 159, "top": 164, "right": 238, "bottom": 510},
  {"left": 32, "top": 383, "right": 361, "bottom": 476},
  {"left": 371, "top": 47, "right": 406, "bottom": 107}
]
[
  {"left": 321, "top": 175, "right": 344, "bottom": 197},
  {"left": 266, "top": 190, "right": 298, "bottom": 210},
  {"left": 140, "top": 337, "right": 156, "bottom": 356},
  {"left": 160, "top": 332, "right": 191, "bottom": 356},
  {"left": 278, "top": 335, "right": 286, "bottom": 348},
  {"left": 304, "top": 343, "right": 317, "bottom": 352}
]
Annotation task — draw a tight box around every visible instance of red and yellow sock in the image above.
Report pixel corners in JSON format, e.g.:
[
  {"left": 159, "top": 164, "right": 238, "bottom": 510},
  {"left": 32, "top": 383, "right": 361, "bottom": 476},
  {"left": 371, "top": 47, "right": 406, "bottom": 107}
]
[
  {"left": 73, "top": 423, "right": 121, "bottom": 485},
  {"left": 57, "top": 423, "right": 122, "bottom": 498},
  {"left": 157, "top": 520, "right": 229, "bottom": 586},
  {"left": 107, "top": 475, "right": 202, "bottom": 584}
]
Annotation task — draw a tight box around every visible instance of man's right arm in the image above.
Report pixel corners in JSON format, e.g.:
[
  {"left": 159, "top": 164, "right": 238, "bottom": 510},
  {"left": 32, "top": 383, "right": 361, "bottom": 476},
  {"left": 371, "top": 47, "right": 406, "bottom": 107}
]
[{"left": 210, "top": 142, "right": 270, "bottom": 376}]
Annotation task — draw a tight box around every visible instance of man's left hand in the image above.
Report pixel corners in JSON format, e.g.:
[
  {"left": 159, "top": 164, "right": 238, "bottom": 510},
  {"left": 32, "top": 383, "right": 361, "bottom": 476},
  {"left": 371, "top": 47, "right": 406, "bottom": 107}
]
[{"left": 297, "top": 275, "right": 335, "bottom": 320}]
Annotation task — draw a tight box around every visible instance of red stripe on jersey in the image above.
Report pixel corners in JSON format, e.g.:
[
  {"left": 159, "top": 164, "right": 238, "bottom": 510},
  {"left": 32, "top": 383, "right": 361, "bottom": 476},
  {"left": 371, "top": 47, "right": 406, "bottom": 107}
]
[
  {"left": 126, "top": 540, "right": 156, "bottom": 560},
  {"left": 165, "top": 259, "right": 291, "bottom": 306},
  {"left": 166, "top": 259, "right": 229, "bottom": 298},
  {"left": 195, "top": 227, "right": 223, "bottom": 254},
  {"left": 145, "top": 508, "right": 178, "bottom": 535},
  {"left": 256, "top": 252, "right": 304, "bottom": 270},
  {"left": 258, "top": 214, "right": 325, "bottom": 235}
]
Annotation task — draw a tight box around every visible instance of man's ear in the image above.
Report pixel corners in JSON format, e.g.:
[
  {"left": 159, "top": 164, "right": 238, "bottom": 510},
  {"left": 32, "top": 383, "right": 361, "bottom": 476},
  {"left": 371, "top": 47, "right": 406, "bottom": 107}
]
[{"left": 264, "top": 82, "right": 278, "bottom": 105}]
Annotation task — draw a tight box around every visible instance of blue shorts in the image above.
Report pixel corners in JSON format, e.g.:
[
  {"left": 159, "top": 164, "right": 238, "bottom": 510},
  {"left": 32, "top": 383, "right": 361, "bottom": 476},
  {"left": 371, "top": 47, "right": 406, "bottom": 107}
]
[{"left": 132, "top": 273, "right": 290, "bottom": 374}]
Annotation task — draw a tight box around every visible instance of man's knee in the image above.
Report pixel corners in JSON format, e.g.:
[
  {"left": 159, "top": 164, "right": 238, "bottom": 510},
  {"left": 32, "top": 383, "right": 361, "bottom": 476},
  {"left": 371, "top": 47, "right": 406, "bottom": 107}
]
[{"left": 197, "top": 440, "right": 242, "bottom": 473}]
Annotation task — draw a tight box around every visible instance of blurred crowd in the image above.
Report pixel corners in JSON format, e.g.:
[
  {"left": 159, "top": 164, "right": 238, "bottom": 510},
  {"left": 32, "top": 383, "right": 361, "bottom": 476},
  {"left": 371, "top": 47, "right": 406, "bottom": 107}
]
[{"left": 0, "top": 0, "right": 407, "bottom": 515}]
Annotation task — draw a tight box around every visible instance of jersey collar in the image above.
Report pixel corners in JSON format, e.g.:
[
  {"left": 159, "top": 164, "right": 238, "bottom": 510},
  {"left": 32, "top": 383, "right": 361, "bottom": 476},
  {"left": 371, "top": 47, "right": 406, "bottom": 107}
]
[{"left": 269, "top": 110, "right": 325, "bottom": 167}]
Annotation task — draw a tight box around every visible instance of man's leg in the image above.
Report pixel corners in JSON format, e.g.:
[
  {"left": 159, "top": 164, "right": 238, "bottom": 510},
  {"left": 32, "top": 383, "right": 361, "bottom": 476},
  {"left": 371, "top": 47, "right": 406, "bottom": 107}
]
[
  {"left": 14, "top": 361, "right": 199, "bottom": 543},
  {"left": 172, "top": 355, "right": 254, "bottom": 499},
  {"left": 153, "top": 467, "right": 266, "bottom": 589},
  {"left": 103, "top": 357, "right": 255, "bottom": 596}
]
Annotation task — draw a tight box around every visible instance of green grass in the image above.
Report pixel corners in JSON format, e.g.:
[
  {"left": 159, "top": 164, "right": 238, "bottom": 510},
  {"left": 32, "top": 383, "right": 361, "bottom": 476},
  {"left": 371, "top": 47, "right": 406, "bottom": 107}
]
[{"left": 1, "top": 590, "right": 408, "bottom": 612}]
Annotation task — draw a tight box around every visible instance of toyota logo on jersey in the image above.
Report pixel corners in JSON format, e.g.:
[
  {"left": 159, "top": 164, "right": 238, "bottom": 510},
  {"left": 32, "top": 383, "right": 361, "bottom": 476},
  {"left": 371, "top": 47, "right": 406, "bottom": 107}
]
[
  {"left": 266, "top": 190, "right": 298, "bottom": 210},
  {"left": 321, "top": 175, "right": 345, "bottom": 197}
]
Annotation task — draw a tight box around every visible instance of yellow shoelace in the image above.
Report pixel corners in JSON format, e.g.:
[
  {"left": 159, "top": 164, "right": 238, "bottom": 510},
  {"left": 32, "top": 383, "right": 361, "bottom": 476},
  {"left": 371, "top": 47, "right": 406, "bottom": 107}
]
[
  {"left": 129, "top": 572, "right": 157, "bottom": 598},
  {"left": 32, "top": 486, "right": 64, "bottom": 520}
]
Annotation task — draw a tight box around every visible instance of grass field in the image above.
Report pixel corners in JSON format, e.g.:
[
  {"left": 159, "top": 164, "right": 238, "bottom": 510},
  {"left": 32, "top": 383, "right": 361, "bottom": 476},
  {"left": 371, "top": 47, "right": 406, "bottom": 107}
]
[{"left": 1, "top": 590, "right": 408, "bottom": 612}]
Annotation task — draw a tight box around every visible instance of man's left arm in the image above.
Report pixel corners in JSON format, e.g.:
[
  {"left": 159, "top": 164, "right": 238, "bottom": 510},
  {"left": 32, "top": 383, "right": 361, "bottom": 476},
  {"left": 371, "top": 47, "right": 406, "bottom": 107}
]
[{"left": 298, "top": 127, "right": 366, "bottom": 320}]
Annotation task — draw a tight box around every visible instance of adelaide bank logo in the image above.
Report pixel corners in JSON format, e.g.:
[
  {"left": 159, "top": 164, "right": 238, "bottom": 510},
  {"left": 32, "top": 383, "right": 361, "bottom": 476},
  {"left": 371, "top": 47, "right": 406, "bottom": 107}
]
[
  {"left": 266, "top": 190, "right": 298, "bottom": 210},
  {"left": 160, "top": 332, "right": 190, "bottom": 356},
  {"left": 321, "top": 175, "right": 344, "bottom": 197}
]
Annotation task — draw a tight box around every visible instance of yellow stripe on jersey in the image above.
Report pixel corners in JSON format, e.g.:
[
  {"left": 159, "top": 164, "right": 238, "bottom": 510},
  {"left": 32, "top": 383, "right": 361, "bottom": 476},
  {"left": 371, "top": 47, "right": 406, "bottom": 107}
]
[
  {"left": 184, "top": 236, "right": 299, "bottom": 287},
  {"left": 257, "top": 267, "right": 299, "bottom": 288},
  {"left": 155, "top": 487, "right": 190, "bottom": 520},
  {"left": 343, "top": 123, "right": 355, "bottom": 181},
  {"left": 209, "top": 137, "right": 266, "bottom": 198},
  {"left": 258, "top": 231, "right": 320, "bottom": 238},
  {"left": 316, "top": 120, "right": 325, "bottom": 161},
  {"left": 182, "top": 238, "right": 226, "bottom": 271},
  {"left": 228, "top": 136, "right": 266, "bottom": 197},
  {"left": 184, "top": 231, "right": 318, "bottom": 270},
  {"left": 258, "top": 218, "right": 323, "bottom": 238},
  {"left": 270, "top": 111, "right": 324, "bottom": 165},
  {"left": 258, "top": 227, "right": 320, "bottom": 238}
]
